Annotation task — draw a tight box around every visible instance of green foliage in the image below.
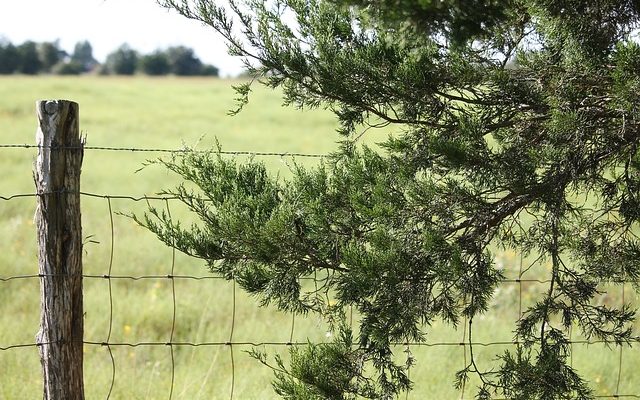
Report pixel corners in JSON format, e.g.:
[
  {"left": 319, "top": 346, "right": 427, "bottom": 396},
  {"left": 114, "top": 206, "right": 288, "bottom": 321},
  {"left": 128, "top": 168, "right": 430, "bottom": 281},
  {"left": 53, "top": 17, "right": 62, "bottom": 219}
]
[
  {"left": 496, "top": 338, "right": 593, "bottom": 400},
  {"left": 0, "top": 40, "right": 20, "bottom": 74},
  {"left": 201, "top": 64, "right": 220, "bottom": 76},
  {"left": 16, "top": 41, "right": 42, "bottom": 75},
  {"left": 37, "top": 41, "right": 64, "bottom": 73},
  {"left": 71, "top": 40, "right": 97, "bottom": 72},
  {"left": 148, "top": 0, "right": 640, "bottom": 398},
  {"left": 166, "top": 45, "right": 204, "bottom": 75},
  {"left": 0, "top": 39, "right": 65, "bottom": 75},
  {"left": 139, "top": 51, "right": 172, "bottom": 75},
  {"left": 51, "top": 61, "right": 85, "bottom": 76},
  {"left": 103, "top": 44, "right": 139, "bottom": 75},
  {"left": 250, "top": 325, "right": 386, "bottom": 399},
  {"left": 137, "top": 47, "right": 220, "bottom": 76},
  {"left": 332, "top": 0, "right": 515, "bottom": 45}
]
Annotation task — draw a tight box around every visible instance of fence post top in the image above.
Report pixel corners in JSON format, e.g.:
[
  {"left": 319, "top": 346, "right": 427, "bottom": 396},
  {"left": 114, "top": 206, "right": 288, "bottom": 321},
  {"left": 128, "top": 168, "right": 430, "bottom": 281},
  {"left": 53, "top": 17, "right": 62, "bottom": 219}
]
[
  {"left": 36, "top": 99, "right": 78, "bottom": 114},
  {"left": 36, "top": 99, "right": 77, "bottom": 105}
]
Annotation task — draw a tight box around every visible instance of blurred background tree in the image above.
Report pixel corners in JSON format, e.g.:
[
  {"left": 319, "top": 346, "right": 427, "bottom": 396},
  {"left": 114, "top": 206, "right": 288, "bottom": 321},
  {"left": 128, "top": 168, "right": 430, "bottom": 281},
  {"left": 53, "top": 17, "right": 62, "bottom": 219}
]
[
  {"left": 36, "top": 41, "right": 64, "bottom": 73},
  {"left": 16, "top": 40, "right": 41, "bottom": 74},
  {"left": 103, "top": 44, "right": 139, "bottom": 75},
  {"left": 0, "top": 38, "right": 20, "bottom": 74},
  {"left": 139, "top": 50, "right": 171, "bottom": 75},
  {"left": 0, "top": 38, "right": 219, "bottom": 77},
  {"left": 166, "top": 45, "right": 203, "bottom": 75},
  {"left": 70, "top": 40, "right": 97, "bottom": 72}
]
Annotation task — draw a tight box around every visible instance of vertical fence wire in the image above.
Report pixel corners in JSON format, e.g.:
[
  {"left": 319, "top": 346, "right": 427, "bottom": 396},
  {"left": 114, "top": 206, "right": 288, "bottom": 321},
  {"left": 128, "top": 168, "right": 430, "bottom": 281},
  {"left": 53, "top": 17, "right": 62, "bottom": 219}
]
[
  {"left": 518, "top": 253, "right": 523, "bottom": 319},
  {"left": 616, "top": 282, "right": 626, "bottom": 396},
  {"left": 289, "top": 310, "right": 296, "bottom": 346},
  {"left": 516, "top": 252, "right": 524, "bottom": 371},
  {"left": 569, "top": 324, "right": 574, "bottom": 369},
  {"left": 349, "top": 305, "right": 353, "bottom": 328},
  {"left": 105, "top": 197, "right": 116, "bottom": 400},
  {"left": 165, "top": 199, "right": 177, "bottom": 400},
  {"left": 229, "top": 277, "right": 237, "bottom": 400},
  {"left": 405, "top": 367, "right": 410, "bottom": 400},
  {"left": 460, "top": 313, "right": 468, "bottom": 400}
]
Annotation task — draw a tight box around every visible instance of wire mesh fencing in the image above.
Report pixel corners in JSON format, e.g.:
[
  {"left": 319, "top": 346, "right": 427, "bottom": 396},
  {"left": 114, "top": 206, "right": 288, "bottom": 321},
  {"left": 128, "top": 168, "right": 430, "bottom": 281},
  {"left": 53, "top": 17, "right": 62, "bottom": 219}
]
[{"left": 1, "top": 144, "right": 639, "bottom": 399}]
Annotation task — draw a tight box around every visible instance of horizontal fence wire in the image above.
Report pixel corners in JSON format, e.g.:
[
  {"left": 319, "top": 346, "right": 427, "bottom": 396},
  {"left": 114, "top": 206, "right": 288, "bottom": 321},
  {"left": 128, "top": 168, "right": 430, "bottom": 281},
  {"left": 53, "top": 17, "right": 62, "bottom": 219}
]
[
  {"left": 3, "top": 338, "right": 640, "bottom": 351},
  {"left": 0, "top": 143, "right": 327, "bottom": 158},
  {"left": 0, "top": 274, "right": 556, "bottom": 284},
  {"left": 1, "top": 192, "right": 183, "bottom": 202},
  {"left": 1, "top": 144, "right": 639, "bottom": 399}
]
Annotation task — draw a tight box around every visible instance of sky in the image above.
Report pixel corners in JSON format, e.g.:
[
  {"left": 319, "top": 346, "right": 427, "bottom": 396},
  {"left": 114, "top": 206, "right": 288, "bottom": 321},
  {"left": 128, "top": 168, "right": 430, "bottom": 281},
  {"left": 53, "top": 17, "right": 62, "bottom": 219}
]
[{"left": 0, "top": 0, "right": 245, "bottom": 76}]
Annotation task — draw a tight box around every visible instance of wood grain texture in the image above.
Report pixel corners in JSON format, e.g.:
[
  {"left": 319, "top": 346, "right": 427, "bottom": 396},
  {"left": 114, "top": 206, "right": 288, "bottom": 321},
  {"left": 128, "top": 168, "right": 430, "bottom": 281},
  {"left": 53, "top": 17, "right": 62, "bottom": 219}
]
[{"left": 34, "top": 100, "right": 84, "bottom": 400}]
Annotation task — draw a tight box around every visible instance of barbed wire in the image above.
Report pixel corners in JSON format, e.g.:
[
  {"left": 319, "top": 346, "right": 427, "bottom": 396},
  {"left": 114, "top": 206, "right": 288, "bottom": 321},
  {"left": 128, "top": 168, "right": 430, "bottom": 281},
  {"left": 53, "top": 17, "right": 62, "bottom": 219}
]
[{"left": 0, "top": 143, "right": 327, "bottom": 158}]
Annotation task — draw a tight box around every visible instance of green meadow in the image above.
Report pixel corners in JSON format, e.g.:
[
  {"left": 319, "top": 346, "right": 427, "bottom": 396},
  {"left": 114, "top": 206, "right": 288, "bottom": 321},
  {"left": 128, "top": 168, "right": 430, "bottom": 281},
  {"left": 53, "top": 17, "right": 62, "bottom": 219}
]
[{"left": 0, "top": 76, "right": 637, "bottom": 399}]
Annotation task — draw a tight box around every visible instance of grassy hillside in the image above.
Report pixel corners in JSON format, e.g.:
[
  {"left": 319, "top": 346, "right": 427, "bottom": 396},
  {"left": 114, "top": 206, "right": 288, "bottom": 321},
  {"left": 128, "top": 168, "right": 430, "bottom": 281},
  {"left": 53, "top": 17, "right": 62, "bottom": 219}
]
[{"left": 0, "top": 76, "right": 637, "bottom": 399}]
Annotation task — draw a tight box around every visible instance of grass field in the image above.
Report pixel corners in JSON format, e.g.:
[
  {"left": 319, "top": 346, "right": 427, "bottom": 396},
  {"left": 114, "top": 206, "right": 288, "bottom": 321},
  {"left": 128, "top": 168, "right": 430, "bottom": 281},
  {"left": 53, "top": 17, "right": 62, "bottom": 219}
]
[{"left": 0, "top": 76, "right": 638, "bottom": 399}]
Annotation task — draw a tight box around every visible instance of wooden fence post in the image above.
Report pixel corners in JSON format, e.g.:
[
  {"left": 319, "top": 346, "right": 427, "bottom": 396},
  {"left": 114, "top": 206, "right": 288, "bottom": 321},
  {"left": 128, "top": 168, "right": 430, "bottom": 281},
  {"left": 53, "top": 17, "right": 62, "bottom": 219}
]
[{"left": 34, "top": 100, "right": 85, "bottom": 400}]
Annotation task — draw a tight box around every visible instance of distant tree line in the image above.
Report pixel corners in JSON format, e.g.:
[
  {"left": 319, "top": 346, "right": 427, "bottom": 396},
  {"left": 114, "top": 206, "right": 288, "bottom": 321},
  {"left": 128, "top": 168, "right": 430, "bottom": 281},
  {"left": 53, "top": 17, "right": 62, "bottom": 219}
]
[{"left": 0, "top": 39, "right": 219, "bottom": 77}]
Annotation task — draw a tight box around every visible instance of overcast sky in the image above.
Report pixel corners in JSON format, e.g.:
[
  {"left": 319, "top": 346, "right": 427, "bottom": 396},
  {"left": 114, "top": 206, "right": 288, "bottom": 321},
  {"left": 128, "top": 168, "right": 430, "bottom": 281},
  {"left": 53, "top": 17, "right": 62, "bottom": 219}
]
[{"left": 0, "top": 0, "right": 244, "bottom": 76}]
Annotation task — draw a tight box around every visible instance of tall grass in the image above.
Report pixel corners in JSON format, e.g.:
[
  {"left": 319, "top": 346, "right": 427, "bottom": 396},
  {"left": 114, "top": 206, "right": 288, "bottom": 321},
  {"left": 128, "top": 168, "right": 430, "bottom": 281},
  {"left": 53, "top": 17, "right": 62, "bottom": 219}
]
[{"left": 0, "top": 76, "right": 637, "bottom": 399}]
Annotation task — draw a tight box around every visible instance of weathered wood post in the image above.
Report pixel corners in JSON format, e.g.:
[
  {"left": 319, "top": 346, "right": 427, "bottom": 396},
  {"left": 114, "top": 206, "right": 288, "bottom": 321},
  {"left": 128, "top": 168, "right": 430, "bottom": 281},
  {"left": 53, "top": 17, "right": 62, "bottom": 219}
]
[{"left": 34, "top": 100, "right": 84, "bottom": 400}]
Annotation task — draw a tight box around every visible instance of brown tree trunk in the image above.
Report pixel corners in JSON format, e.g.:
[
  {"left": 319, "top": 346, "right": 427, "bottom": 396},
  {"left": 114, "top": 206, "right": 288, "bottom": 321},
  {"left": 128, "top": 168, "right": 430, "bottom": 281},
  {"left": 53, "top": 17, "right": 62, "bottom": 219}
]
[{"left": 34, "top": 100, "right": 84, "bottom": 400}]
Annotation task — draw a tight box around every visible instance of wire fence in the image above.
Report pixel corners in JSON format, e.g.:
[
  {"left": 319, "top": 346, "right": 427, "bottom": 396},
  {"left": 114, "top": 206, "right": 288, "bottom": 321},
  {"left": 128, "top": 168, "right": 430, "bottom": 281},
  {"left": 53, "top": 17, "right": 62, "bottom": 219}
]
[{"left": 1, "top": 143, "right": 639, "bottom": 399}]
